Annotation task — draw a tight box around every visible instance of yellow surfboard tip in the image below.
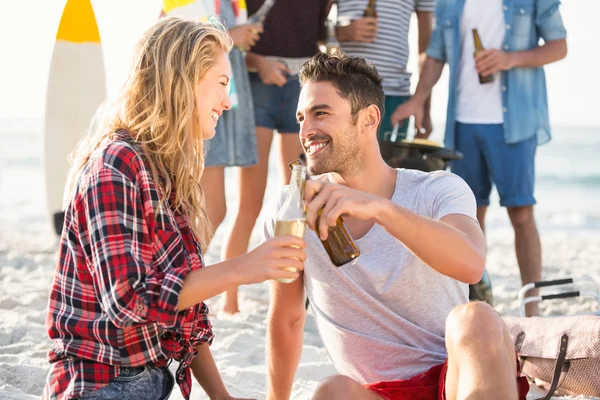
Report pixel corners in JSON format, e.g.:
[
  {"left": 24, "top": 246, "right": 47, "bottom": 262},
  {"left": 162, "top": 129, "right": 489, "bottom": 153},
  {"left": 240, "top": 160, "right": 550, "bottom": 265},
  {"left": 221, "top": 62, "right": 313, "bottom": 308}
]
[{"left": 56, "top": 0, "right": 101, "bottom": 43}]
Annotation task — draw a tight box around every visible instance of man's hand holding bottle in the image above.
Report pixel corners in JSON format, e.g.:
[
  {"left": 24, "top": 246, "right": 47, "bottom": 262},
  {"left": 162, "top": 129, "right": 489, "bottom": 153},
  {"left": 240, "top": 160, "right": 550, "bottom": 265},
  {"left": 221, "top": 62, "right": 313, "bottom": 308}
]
[
  {"left": 304, "top": 176, "right": 381, "bottom": 241},
  {"left": 336, "top": 17, "right": 378, "bottom": 43}
]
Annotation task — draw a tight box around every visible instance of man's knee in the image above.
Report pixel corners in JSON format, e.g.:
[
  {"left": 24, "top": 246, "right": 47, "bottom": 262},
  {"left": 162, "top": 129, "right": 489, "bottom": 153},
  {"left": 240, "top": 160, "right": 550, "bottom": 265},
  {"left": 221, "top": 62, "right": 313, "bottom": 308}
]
[
  {"left": 507, "top": 206, "right": 535, "bottom": 228},
  {"left": 446, "top": 302, "right": 505, "bottom": 350},
  {"left": 313, "top": 375, "right": 357, "bottom": 400}
]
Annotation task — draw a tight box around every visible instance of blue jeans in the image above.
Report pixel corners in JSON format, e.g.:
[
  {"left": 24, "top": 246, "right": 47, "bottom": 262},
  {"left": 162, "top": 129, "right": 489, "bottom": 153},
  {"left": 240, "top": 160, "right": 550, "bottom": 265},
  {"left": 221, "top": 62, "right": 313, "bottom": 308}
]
[{"left": 79, "top": 366, "right": 174, "bottom": 400}]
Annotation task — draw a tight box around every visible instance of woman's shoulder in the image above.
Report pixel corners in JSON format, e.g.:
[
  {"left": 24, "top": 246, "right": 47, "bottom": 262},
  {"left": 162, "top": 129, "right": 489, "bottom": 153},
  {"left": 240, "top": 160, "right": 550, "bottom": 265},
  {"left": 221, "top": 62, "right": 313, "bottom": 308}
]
[{"left": 100, "top": 133, "right": 148, "bottom": 180}]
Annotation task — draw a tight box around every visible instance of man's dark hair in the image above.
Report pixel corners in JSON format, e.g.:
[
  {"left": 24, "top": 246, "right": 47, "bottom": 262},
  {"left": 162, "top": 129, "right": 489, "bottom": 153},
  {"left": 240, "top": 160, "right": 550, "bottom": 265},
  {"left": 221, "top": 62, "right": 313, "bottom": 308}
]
[{"left": 299, "top": 52, "right": 385, "bottom": 125}]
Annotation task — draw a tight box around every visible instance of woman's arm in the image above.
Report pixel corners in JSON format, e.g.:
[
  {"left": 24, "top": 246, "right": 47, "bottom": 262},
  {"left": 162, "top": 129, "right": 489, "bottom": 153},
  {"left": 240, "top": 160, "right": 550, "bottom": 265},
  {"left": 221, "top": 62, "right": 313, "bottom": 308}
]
[
  {"left": 190, "top": 344, "right": 231, "bottom": 400},
  {"left": 176, "top": 235, "right": 306, "bottom": 310},
  {"left": 190, "top": 344, "right": 255, "bottom": 400}
]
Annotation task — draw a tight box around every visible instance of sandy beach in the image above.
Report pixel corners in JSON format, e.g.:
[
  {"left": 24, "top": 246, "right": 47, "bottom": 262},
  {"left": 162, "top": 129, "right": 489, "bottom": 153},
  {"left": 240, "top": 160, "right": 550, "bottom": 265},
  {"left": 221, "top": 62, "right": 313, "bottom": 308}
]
[{"left": 1, "top": 120, "right": 599, "bottom": 399}]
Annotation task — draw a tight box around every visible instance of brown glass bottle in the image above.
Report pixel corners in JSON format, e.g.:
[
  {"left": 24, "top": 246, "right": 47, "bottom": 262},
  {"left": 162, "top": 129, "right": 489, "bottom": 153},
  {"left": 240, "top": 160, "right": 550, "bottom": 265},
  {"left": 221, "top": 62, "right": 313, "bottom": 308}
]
[
  {"left": 288, "top": 158, "right": 361, "bottom": 267},
  {"left": 472, "top": 29, "right": 493, "bottom": 84},
  {"left": 315, "top": 210, "right": 361, "bottom": 266},
  {"left": 363, "top": 0, "right": 377, "bottom": 17}
]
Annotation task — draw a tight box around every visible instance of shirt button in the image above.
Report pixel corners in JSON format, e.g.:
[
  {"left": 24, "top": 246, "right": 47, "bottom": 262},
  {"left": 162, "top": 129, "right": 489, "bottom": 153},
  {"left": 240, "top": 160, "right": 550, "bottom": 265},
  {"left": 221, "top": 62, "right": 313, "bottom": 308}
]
[
  {"left": 503, "top": 5, "right": 508, "bottom": 11},
  {"left": 503, "top": 44, "right": 509, "bottom": 50},
  {"left": 502, "top": 86, "right": 507, "bottom": 92},
  {"left": 506, "top": 24, "right": 511, "bottom": 30},
  {"left": 520, "top": 8, "right": 525, "bottom": 14},
  {"left": 503, "top": 107, "right": 508, "bottom": 113},
  {"left": 446, "top": 20, "right": 451, "bottom": 26}
]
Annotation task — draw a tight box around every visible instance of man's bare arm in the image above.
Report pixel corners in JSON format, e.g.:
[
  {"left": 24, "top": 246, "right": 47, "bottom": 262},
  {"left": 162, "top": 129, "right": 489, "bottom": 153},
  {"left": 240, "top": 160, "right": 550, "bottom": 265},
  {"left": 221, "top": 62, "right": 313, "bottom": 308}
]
[
  {"left": 375, "top": 202, "right": 486, "bottom": 284},
  {"left": 266, "top": 276, "right": 307, "bottom": 400},
  {"left": 476, "top": 39, "right": 567, "bottom": 77},
  {"left": 390, "top": 57, "right": 445, "bottom": 128}
]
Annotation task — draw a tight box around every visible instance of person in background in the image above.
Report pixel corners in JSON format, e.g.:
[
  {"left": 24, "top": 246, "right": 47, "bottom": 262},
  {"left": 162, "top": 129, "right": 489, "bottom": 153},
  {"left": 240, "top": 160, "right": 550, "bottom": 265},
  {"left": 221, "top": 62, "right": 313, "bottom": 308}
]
[
  {"left": 392, "top": 0, "right": 567, "bottom": 316},
  {"left": 200, "top": 0, "right": 263, "bottom": 252},
  {"left": 219, "top": 0, "right": 331, "bottom": 316},
  {"left": 335, "top": 0, "right": 435, "bottom": 141},
  {"left": 42, "top": 18, "right": 306, "bottom": 400},
  {"left": 264, "top": 52, "right": 529, "bottom": 400}
]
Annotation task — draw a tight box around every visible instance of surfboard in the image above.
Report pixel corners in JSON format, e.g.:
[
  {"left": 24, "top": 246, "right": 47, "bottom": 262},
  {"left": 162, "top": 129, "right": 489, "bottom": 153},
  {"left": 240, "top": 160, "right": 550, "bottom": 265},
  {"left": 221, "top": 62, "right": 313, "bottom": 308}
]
[{"left": 44, "top": 0, "right": 106, "bottom": 235}]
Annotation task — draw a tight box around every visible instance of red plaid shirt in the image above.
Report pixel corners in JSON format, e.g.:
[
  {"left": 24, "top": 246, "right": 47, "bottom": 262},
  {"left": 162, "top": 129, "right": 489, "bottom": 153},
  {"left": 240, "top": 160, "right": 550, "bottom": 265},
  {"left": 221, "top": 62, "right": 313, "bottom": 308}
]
[{"left": 43, "top": 133, "right": 213, "bottom": 400}]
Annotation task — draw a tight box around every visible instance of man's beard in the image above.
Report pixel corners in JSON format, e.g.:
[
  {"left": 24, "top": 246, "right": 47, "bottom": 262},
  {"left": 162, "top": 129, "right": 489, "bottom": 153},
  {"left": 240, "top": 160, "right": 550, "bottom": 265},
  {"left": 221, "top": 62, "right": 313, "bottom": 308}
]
[{"left": 307, "top": 125, "right": 362, "bottom": 176}]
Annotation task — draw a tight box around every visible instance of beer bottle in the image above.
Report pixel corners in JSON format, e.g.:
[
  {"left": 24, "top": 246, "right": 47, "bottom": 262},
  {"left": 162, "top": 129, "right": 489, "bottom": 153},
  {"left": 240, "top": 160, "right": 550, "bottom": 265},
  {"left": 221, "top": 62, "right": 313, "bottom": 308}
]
[
  {"left": 363, "top": 0, "right": 377, "bottom": 17},
  {"left": 274, "top": 162, "right": 307, "bottom": 283},
  {"left": 288, "top": 158, "right": 361, "bottom": 267},
  {"left": 472, "top": 29, "right": 493, "bottom": 84}
]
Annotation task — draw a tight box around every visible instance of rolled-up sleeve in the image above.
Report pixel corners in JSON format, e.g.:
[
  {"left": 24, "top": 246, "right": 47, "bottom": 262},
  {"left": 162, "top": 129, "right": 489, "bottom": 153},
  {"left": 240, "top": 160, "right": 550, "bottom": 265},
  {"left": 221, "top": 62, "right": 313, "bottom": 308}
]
[
  {"left": 536, "top": 0, "right": 567, "bottom": 42},
  {"left": 85, "top": 160, "right": 191, "bottom": 330},
  {"left": 426, "top": 4, "right": 447, "bottom": 62}
]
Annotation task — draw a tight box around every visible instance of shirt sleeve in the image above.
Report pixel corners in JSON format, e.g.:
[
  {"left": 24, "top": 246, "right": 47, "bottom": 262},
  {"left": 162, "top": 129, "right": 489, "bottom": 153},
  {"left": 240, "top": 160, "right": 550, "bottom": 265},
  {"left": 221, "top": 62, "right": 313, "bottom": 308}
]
[
  {"left": 426, "top": 2, "right": 446, "bottom": 62},
  {"left": 416, "top": 0, "right": 436, "bottom": 13},
  {"left": 423, "top": 171, "right": 478, "bottom": 222},
  {"left": 83, "top": 153, "right": 192, "bottom": 330},
  {"left": 535, "top": 0, "right": 567, "bottom": 42}
]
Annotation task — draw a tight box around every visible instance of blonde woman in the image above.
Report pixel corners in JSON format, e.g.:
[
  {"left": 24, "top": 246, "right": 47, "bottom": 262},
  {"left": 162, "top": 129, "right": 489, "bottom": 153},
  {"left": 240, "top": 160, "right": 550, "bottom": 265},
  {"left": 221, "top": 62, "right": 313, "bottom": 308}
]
[{"left": 42, "top": 18, "right": 305, "bottom": 400}]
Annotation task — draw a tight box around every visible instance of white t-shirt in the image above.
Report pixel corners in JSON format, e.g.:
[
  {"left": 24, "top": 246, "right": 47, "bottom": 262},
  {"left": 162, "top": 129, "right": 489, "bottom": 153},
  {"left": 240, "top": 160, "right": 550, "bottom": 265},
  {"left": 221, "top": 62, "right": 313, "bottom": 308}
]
[
  {"left": 264, "top": 169, "right": 477, "bottom": 383},
  {"left": 456, "top": 0, "right": 505, "bottom": 124}
]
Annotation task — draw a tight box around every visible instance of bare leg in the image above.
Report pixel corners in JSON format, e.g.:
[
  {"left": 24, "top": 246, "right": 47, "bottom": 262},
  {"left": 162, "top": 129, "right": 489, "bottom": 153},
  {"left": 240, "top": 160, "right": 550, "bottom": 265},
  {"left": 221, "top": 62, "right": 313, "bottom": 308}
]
[
  {"left": 276, "top": 132, "right": 303, "bottom": 184},
  {"left": 476, "top": 206, "right": 487, "bottom": 235},
  {"left": 444, "top": 302, "right": 519, "bottom": 400},
  {"left": 200, "top": 166, "right": 227, "bottom": 241},
  {"left": 508, "top": 205, "right": 541, "bottom": 317},
  {"left": 312, "top": 375, "right": 382, "bottom": 400},
  {"left": 220, "top": 127, "right": 274, "bottom": 315}
]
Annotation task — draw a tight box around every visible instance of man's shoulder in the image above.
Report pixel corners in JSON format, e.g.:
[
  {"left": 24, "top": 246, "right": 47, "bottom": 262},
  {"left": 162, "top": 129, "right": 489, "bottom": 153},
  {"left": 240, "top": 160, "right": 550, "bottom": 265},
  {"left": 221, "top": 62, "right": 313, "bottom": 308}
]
[
  {"left": 394, "top": 169, "right": 467, "bottom": 198},
  {"left": 394, "top": 168, "right": 445, "bottom": 185}
]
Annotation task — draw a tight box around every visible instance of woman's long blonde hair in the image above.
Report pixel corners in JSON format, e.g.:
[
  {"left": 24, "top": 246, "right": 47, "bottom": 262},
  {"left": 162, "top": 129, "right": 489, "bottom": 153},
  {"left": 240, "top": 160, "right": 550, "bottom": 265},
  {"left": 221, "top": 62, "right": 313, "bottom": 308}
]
[{"left": 64, "top": 17, "right": 233, "bottom": 247}]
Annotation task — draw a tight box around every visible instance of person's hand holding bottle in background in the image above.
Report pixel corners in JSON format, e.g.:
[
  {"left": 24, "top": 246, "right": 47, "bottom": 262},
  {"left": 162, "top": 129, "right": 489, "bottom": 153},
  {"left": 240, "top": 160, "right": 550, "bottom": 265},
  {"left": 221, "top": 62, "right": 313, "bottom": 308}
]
[{"left": 229, "top": 23, "right": 263, "bottom": 52}]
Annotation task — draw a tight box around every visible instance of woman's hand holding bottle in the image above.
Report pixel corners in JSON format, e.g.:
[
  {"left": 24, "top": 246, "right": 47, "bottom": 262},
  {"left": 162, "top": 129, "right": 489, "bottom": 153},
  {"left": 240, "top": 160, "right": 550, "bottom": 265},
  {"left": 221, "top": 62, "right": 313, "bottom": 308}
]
[{"left": 237, "top": 236, "right": 306, "bottom": 285}]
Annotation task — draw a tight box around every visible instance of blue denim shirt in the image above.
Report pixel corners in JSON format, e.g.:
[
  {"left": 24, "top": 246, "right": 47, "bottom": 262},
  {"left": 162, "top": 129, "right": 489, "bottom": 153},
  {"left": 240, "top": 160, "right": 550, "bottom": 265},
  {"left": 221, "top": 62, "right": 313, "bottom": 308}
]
[{"left": 427, "top": 0, "right": 566, "bottom": 148}]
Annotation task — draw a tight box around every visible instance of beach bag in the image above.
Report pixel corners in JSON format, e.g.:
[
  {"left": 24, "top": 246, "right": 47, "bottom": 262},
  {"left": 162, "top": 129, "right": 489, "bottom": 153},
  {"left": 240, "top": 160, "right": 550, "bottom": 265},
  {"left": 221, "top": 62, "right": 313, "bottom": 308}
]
[
  {"left": 504, "top": 315, "right": 600, "bottom": 398},
  {"left": 503, "top": 276, "right": 600, "bottom": 399}
]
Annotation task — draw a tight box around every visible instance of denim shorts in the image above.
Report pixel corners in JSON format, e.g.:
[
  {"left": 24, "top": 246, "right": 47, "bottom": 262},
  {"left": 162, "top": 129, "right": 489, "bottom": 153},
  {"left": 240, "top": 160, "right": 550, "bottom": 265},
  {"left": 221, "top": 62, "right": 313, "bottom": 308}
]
[
  {"left": 451, "top": 122, "right": 537, "bottom": 208},
  {"left": 78, "top": 365, "right": 174, "bottom": 400},
  {"left": 205, "top": 47, "right": 258, "bottom": 167},
  {"left": 249, "top": 72, "right": 301, "bottom": 134}
]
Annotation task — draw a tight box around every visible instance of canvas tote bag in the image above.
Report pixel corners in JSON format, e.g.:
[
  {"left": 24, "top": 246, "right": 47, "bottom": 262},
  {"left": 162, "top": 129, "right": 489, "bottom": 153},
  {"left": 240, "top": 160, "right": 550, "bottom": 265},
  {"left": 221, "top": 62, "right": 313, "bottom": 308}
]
[{"left": 503, "top": 315, "right": 600, "bottom": 399}]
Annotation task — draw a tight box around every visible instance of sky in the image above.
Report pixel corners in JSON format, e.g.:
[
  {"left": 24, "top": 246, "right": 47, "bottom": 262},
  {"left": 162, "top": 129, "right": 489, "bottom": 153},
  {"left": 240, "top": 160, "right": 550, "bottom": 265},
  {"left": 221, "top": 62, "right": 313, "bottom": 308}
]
[{"left": 1, "top": 0, "right": 599, "bottom": 133}]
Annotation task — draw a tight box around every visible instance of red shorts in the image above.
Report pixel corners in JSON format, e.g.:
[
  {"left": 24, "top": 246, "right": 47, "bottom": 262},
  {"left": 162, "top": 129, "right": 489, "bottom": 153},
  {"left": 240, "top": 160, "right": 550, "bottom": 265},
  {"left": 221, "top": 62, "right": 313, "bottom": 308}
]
[{"left": 365, "top": 359, "right": 530, "bottom": 400}]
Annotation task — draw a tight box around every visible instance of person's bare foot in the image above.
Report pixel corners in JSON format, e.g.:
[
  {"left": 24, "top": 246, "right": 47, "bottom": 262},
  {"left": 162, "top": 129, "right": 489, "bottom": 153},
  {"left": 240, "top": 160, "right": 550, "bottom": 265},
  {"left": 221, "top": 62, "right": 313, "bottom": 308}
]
[
  {"left": 217, "top": 303, "right": 241, "bottom": 320},
  {"left": 219, "top": 295, "right": 240, "bottom": 318},
  {"left": 219, "top": 290, "right": 239, "bottom": 317}
]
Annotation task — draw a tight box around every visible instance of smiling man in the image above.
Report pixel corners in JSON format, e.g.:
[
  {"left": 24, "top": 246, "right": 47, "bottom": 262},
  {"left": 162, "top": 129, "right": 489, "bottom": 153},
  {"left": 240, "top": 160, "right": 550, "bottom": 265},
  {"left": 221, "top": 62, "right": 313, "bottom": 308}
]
[{"left": 262, "top": 53, "right": 530, "bottom": 400}]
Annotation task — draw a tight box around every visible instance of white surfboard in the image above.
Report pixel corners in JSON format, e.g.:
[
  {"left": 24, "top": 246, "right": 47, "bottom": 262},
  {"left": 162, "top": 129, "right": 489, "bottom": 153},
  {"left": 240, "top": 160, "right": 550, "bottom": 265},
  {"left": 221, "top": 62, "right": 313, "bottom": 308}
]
[{"left": 44, "top": 0, "right": 106, "bottom": 235}]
